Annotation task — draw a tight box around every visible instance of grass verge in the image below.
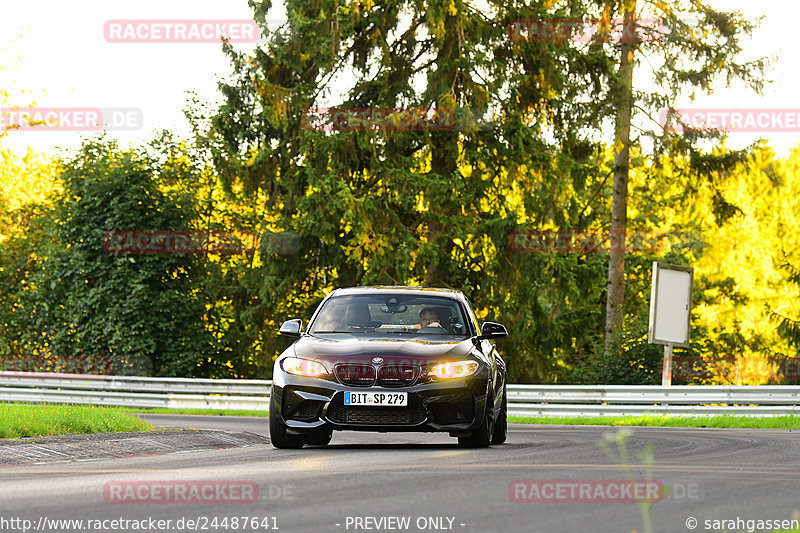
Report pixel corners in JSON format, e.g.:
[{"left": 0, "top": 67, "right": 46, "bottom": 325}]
[
  {"left": 509, "top": 414, "right": 800, "bottom": 429},
  {"left": 126, "top": 407, "right": 268, "bottom": 417},
  {"left": 127, "top": 407, "right": 800, "bottom": 430},
  {"left": 0, "top": 403, "right": 153, "bottom": 438}
]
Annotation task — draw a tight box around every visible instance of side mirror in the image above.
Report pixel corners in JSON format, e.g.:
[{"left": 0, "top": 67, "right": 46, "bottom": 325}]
[
  {"left": 477, "top": 321, "right": 508, "bottom": 340},
  {"left": 279, "top": 319, "right": 303, "bottom": 337}
]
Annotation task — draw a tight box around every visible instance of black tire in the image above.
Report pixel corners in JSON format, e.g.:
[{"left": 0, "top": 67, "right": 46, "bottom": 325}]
[
  {"left": 492, "top": 384, "right": 507, "bottom": 445},
  {"left": 458, "top": 391, "right": 494, "bottom": 448},
  {"left": 269, "top": 387, "right": 303, "bottom": 449},
  {"left": 304, "top": 428, "right": 333, "bottom": 446}
]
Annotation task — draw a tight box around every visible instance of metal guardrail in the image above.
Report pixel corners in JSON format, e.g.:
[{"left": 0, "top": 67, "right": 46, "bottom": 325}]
[
  {"left": 2, "top": 372, "right": 800, "bottom": 416},
  {"left": 508, "top": 385, "right": 800, "bottom": 417},
  {"left": 0, "top": 372, "right": 271, "bottom": 411}
]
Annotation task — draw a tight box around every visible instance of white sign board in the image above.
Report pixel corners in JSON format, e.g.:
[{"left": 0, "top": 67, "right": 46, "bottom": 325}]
[{"left": 648, "top": 262, "right": 693, "bottom": 347}]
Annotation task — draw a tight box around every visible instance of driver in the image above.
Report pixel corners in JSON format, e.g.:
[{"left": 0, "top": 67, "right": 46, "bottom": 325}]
[{"left": 414, "top": 308, "right": 443, "bottom": 329}]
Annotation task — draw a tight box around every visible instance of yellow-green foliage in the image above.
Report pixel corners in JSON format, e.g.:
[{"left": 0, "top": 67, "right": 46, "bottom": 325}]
[
  {"left": 690, "top": 145, "right": 800, "bottom": 383},
  {"left": 0, "top": 149, "right": 61, "bottom": 242}
]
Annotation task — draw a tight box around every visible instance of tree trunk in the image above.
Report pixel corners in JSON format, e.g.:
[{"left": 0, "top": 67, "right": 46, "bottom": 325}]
[
  {"left": 425, "top": 14, "right": 459, "bottom": 287},
  {"left": 604, "top": 0, "right": 636, "bottom": 355}
]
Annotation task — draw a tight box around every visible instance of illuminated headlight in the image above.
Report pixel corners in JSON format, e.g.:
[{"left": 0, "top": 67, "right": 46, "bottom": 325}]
[
  {"left": 428, "top": 361, "right": 479, "bottom": 379},
  {"left": 281, "top": 357, "right": 327, "bottom": 377}
]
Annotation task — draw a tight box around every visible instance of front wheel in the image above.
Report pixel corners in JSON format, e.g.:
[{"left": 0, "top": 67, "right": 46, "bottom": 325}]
[
  {"left": 269, "top": 387, "right": 303, "bottom": 449},
  {"left": 492, "top": 384, "right": 507, "bottom": 445},
  {"left": 458, "top": 393, "right": 494, "bottom": 448}
]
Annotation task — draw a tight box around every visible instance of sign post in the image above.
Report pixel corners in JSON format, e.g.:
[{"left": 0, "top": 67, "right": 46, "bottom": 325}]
[
  {"left": 661, "top": 343, "right": 673, "bottom": 386},
  {"left": 648, "top": 262, "right": 693, "bottom": 386}
]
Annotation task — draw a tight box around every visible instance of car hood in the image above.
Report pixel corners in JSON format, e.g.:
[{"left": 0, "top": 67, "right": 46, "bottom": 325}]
[{"left": 290, "top": 334, "right": 475, "bottom": 365}]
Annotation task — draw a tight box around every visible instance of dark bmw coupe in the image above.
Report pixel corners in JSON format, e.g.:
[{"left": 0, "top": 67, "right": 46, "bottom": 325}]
[{"left": 269, "top": 286, "right": 508, "bottom": 448}]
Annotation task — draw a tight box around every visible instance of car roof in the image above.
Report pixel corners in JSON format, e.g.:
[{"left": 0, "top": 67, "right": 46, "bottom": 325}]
[{"left": 330, "top": 286, "right": 464, "bottom": 298}]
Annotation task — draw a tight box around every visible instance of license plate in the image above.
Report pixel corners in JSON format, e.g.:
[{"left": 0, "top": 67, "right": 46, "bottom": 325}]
[{"left": 344, "top": 391, "right": 408, "bottom": 407}]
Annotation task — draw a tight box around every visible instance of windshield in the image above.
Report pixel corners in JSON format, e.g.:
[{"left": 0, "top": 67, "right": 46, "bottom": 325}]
[{"left": 308, "top": 294, "right": 470, "bottom": 338}]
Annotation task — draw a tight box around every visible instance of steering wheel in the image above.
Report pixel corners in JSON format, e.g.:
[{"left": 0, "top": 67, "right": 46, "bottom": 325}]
[{"left": 416, "top": 326, "right": 448, "bottom": 333}]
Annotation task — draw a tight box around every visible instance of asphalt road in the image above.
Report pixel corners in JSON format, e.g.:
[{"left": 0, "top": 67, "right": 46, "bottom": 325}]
[{"left": 1, "top": 415, "right": 799, "bottom": 533}]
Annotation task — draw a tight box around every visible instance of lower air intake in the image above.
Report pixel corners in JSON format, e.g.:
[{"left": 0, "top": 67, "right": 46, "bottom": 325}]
[{"left": 327, "top": 406, "right": 427, "bottom": 425}]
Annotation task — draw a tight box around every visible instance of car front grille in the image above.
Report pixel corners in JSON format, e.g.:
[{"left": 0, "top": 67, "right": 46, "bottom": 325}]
[
  {"left": 377, "top": 364, "right": 418, "bottom": 387},
  {"left": 335, "top": 363, "right": 377, "bottom": 387},
  {"left": 327, "top": 405, "right": 427, "bottom": 425}
]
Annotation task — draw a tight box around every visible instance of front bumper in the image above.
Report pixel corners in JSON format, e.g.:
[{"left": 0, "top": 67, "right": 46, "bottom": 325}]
[{"left": 272, "top": 372, "right": 490, "bottom": 433}]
